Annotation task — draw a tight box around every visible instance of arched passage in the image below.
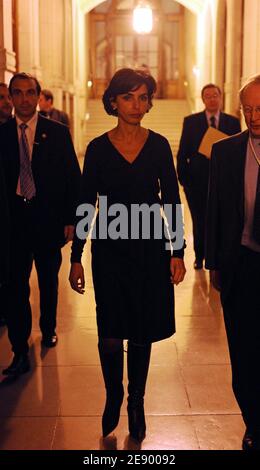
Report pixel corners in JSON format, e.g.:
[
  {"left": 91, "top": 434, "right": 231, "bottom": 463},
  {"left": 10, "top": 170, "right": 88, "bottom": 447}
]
[
  {"left": 78, "top": 0, "right": 204, "bottom": 15},
  {"left": 79, "top": 0, "right": 207, "bottom": 100}
]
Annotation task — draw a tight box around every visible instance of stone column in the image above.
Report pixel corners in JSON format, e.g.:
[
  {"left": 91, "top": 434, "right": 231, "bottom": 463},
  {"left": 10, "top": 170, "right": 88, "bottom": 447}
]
[
  {"left": 39, "top": 0, "right": 66, "bottom": 106},
  {"left": 224, "top": 0, "right": 242, "bottom": 116},
  {"left": 39, "top": 0, "right": 87, "bottom": 153},
  {"left": 16, "top": 0, "right": 42, "bottom": 79},
  {"left": 242, "top": 0, "right": 260, "bottom": 83},
  {"left": 0, "top": 0, "right": 16, "bottom": 82},
  {"left": 213, "top": 0, "right": 226, "bottom": 92},
  {"left": 72, "top": 2, "right": 87, "bottom": 155},
  {"left": 194, "top": 3, "right": 212, "bottom": 111}
]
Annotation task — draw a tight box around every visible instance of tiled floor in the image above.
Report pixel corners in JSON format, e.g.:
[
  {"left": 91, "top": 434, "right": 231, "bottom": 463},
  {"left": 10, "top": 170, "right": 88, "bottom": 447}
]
[{"left": 0, "top": 192, "right": 244, "bottom": 450}]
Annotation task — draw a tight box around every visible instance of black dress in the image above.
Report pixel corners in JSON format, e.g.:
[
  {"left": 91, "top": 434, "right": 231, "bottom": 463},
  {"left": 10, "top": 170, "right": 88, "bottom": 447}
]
[{"left": 71, "top": 130, "right": 184, "bottom": 343}]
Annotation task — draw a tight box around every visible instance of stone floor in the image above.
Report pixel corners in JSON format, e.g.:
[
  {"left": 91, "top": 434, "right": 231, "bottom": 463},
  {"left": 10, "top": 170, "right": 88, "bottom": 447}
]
[{"left": 0, "top": 192, "right": 244, "bottom": 451}]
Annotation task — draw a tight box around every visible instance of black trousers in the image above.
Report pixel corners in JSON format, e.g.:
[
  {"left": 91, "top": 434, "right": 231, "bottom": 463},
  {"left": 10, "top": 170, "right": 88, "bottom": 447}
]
[
  {"left": 6, "top": 197, "right": 62, "bottom": 355},
  {"left": 222, "top": 246, "right": 260, "bottom": 431},
  {"left": 184, "top": 184, "right": 207, "bottom": 261}
]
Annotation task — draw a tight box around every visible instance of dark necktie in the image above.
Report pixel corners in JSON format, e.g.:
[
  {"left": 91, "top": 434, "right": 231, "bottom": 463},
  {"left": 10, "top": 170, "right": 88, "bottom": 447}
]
[
  {"left": 19, "top": 123, "right": 36, "bottom": 200},
  {"left": 252, "top": 166, "right": 260, "bottom": 244},
  {"left": 210, "top": 115, "right": 216, "bottom": 128}
]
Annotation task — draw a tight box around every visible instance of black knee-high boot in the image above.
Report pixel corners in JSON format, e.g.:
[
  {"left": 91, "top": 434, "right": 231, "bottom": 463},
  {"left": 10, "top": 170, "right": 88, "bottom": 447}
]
[
  {"left": 127, "top": 341, "right": 151, "bottom": 442},
  {"left": 98, "top": 341, "right": 124, "bottom": 437}
]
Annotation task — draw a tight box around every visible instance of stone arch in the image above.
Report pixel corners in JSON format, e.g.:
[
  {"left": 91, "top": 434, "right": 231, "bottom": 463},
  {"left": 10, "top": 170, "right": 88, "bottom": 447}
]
[{"left": 78, "top": 0, "right": 204, "bottom": 15}]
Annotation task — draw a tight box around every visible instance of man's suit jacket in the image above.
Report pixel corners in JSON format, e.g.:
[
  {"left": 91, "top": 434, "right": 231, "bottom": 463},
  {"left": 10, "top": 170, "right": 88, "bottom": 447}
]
[
  {"left": 177, "top": 111, "right": 241, "bottom": 189},
  {"left": 205, "top": 130, "right": 249, "bottom": 299},
  {"left": 0, "top": 155, "right": 10, "bottom": 285},
  {"left": 39, "top": 108, "right": 70, "bottom": 127},
  {"left": 50, "top": 108, "right": 70, "bottom": 127},
  {"left": 0, "top": 114, "right": 81, "bottom": 247}
]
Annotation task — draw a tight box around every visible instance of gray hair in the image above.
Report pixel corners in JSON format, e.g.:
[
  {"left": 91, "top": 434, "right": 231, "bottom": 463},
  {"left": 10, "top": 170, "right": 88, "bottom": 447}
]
[{"left": 239, "top": 74, "right": 260, "bottom": 102}]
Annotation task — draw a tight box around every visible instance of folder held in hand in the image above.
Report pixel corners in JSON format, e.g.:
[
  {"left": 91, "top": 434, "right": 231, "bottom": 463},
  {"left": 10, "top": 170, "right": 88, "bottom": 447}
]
[{"left": 199, "top": 127, "right": 228, "bottom": 159}]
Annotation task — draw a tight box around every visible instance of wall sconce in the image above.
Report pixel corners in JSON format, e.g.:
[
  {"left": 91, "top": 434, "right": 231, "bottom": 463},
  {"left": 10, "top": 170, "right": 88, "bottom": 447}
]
[{"left": 133, "top": 3, "right": 153, "bottom": 34}]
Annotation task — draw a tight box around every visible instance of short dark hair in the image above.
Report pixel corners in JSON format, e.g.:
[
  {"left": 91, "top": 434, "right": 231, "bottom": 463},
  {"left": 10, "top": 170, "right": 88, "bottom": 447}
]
[
  {"left": 41, "top": 89, "right": 54, "bottom": 103},
  {"left": 9, "top": 72, "right": 41, "bottom": 96},
  {"left": 102, "top": 68, "right": 157, "bottom": 116},
  {"left": 239, "top": 74, "right": 260, "bottom": 102},
  {"left": 201, "top": 83, "right": 221, "bottom": 99},
  {"left": 0, "top": 82, "right": 8, "bottom": 89}
]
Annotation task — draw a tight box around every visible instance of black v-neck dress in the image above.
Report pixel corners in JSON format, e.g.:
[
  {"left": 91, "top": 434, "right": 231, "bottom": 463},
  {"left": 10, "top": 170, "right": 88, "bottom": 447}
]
[{"left": 71, "top": 130, "right": 184, "bottom": 343}]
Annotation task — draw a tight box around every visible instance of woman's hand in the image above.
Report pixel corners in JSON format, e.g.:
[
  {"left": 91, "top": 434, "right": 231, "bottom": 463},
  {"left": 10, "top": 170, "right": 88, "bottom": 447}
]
[
  {"left": 69, "top": 262, "right": 85, "bottom": 294},
  {"left": 170, "top": 257, "right": 186, "bottom": 285}
]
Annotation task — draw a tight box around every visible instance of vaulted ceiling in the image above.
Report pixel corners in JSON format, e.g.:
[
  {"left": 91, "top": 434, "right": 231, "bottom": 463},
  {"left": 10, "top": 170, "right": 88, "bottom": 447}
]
[{"left": 78, "top": 0, "right": 206, "bottom": 15}]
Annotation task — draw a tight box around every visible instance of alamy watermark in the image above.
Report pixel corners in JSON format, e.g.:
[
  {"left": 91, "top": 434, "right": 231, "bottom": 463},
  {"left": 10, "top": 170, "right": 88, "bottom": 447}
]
[{"left": 76, "top": 196, "right": 184, "bottom": 251}]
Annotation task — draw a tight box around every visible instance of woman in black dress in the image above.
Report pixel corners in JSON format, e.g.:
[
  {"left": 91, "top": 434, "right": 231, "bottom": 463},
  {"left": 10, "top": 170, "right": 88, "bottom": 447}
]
[{"left": 69, "top": 68, "right": 186, "bottom": 442}]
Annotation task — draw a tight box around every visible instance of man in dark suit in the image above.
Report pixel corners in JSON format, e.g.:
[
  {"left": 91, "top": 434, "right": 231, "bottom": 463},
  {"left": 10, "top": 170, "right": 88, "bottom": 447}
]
[
  {"left": 0, "top": 83, "right": 13, "bottom": 327},
  {"left": 0, "top": 82, "right": 13, "bottom": 124},
  {"left": 0, "top": 73, "right": 81, "bottom": 377},
  {"left": 0, "top": 156, "right": 10, "bottom": 292},
  {"left": 38, "top": 89, "right": 70, "bottom": 127},
  {"left": 177, "top": 84, "right": 241, "bottom": 269},
  {"left": 205, "top": 75, "right": 260, "bottom": 450}
]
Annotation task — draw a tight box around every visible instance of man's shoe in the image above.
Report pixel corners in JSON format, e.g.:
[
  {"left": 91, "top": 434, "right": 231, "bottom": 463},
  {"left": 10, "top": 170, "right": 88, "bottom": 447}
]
[
  {"left": 41, "top": 334, "right": 58, "bottom": 348},
  {"left": 242, "top": 428, "right": 255, "bottom": 450},
  {"left": 242, "top": 429, "right": 254, "bottom": 450},
  {"left": 242, "top": 428, "right": 260, "bottom": 450},
  {"left": 2, "top": 354, "right": 30, "bottom": 376},
  {"left": 194, "top": 259, "right": 203, "bottom": 270}
]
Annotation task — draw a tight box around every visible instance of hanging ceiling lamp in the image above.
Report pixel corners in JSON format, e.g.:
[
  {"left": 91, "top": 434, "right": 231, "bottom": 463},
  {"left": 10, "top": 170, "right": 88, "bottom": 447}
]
[{"left": 133, "top": 2, "right": 153, "bottom": 34}]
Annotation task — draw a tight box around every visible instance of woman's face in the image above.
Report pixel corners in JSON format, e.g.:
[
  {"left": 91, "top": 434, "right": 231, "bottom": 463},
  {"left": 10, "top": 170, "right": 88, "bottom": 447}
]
[{"left": 112, "top": 83, "right": 149, "bottom": 125}]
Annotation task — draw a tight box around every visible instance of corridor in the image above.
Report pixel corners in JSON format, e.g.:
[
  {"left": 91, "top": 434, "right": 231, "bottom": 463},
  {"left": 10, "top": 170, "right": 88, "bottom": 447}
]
[
  {"left": 1, "top": 0, "right": 259, "bottom": 455},
  {"left": 0, "top": 187, "right": 244, "bottom": 450}
]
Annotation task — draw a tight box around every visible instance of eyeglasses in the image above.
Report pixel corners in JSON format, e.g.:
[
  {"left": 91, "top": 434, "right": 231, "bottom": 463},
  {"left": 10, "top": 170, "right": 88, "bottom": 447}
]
[
  {"left": 203, "top": 93, "right": 220, "bottom": 100},
  {"left": 241, "top": 106, "right": 260, "bottom": 116}
]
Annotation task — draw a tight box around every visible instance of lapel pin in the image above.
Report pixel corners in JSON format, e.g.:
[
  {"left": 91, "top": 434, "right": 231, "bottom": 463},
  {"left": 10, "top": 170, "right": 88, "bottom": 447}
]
[{"left": 41, "top": 133, "right": 47, "bottom": 139}]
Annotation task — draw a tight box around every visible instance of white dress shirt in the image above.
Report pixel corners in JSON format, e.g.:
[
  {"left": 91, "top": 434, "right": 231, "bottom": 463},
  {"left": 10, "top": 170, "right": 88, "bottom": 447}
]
[{"left": 241, "top": 138, "right": 260, "bottom": 252}]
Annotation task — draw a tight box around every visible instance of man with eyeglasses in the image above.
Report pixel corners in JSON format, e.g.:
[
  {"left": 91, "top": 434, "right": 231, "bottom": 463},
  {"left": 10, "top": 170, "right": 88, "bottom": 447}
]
[
  {"left": 177, "top": 84, "right": 241, "bottom": 270},
  {"left": 206, "top": 75, "right": 260, "bottom": 450},
  {"left": 0, "top": 73, "right": 81, "bottom": 377}
]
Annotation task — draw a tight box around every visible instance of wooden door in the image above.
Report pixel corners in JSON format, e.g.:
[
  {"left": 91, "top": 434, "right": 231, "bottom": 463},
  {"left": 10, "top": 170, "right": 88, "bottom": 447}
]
[{"left": 89, "top": 0, "right": 185, "bottom": 99}]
